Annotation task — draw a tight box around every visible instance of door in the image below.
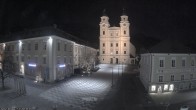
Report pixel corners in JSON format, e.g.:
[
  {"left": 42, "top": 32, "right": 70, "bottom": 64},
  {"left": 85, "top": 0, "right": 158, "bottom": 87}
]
[
  {"left": 116, "top": 58, "right": 118, "bottom": 64},
  {"left": 110, "top": 58, "right": 113, "bottom": 64}
]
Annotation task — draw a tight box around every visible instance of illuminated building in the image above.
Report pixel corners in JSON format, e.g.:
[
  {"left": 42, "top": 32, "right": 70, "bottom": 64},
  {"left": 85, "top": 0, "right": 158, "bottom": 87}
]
[
  {"left": 140, "top": 39, "right": 196, "bottom": 93},
  {"left": 0, "top": 27, "right": 97, "bottom": 82},
  {"left": 99, "top": 11, "right": 136, "bottom": 64}
]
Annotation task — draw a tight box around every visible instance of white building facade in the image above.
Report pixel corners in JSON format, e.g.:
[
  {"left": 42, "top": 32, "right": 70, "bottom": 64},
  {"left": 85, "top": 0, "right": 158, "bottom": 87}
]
[
  {"left": 0, "top": 27, "right": 97, "bottom": 82},
  {"left": 99, "top": 13, "right": 136, "bottom": 64},
  {"left": 140, "top": 53, "right": 196, "bottom": 93}
]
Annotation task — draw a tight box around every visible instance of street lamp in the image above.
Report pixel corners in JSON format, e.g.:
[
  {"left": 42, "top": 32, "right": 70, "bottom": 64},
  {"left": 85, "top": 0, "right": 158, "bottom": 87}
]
[{"left": 110, "top": 67, "right": 113, "bottom": 88}]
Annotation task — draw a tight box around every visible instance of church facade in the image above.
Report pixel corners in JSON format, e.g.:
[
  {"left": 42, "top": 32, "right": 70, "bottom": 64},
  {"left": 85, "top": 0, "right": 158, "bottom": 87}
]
[{"left": 99, "top": 12, "right": 136, "bottom": 64}]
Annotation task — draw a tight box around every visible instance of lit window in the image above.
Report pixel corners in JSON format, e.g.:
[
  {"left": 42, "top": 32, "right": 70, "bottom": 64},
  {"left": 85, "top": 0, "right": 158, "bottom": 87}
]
[
  {"left": 164, "top": 84, "right": 168, "bottom": 91},
  {"left": 151, "top": 85, "right": 156, "bottom": 91},
  {"left": 169, "top": 84, "right": 174, "bottom": 91}
]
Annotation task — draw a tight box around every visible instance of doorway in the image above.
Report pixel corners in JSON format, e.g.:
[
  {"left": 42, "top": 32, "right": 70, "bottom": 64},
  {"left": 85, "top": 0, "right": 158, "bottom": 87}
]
[
  {"left": 110, "top": 58, "right": 113, "bottom": 64},
  {"left": 157, "top": 85, "right": 162, "bottom": 93},
  {"left": 116, "top": 58, "right": 118, "bottom": 64}
]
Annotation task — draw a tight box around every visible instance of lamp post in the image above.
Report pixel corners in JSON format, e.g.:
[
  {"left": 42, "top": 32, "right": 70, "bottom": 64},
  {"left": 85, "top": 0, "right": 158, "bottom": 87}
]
[{"left": 109, "top": 67, "right": 114, "bottom": 88}]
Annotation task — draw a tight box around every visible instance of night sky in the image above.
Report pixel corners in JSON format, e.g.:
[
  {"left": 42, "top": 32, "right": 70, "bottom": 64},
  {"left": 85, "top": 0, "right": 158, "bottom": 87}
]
[{"left": 0, "top": 0, "right": 196, "bottom": 49}]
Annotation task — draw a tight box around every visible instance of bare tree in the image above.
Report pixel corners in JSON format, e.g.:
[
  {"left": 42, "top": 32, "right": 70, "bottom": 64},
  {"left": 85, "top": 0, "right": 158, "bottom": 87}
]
[{"left": 0, "top": 50, "right": 17, "bottom": 89}]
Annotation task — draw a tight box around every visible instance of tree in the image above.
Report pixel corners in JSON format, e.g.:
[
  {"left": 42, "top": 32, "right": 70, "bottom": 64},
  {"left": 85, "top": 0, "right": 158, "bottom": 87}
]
[
  {"left": 0, "top": 69, "right": 9, "bottom": 89},
  {"left": 0, "top": 50, "right": 16, "bottom": 89}
]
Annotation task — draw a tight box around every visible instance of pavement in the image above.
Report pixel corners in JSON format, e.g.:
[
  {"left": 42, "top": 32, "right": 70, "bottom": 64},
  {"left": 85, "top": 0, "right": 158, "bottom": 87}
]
[
  {"left": 0, "top": 64, "right": 127, "bottom": 110},
  {"left": 1, "top": 64, "right": 196, "bottom": 110}
]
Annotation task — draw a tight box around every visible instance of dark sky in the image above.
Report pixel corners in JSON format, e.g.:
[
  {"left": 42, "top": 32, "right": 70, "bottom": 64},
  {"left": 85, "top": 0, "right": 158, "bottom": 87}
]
[{"left": 0, "top": 0, "right": 196, "bottom": 47}]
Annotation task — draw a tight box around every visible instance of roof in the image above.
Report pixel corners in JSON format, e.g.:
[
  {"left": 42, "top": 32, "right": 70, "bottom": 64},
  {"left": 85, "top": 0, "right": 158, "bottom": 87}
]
[
  {"left": 0, "top": 26, "right": 95, "bottom": 48},
  {"left": 147, "top": 38, "right": 196, "bottom": 53}
]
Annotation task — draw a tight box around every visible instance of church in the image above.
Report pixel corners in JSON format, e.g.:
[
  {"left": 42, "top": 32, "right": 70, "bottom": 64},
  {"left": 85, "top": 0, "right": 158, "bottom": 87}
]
[{"left": 99, "top": 11, "right": 136, "bottom": 64}]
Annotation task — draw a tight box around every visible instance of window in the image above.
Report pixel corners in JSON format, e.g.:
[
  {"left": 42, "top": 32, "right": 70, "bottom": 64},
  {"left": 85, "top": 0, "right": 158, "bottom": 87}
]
[
  {"left": 22, "top": 44, "right": 25, "bottom": 51},
  {"left": 159, "top": 76, "right": 163, "bottom": 82},
  {"left": 169, "top": 84, "right": 174, "bottom": 91},
  {"left": 103, "top": 43, "right": 105, "bottom": 47},
  {"left": 124, "top": 51, "right": 126, "bottom": 54},
  {"left": 151, "top": 85, "right": 156, "bottom": 92},
  {"left": 190, "top": 74, "right": 193, "bottom": 79},
  {"left": 164, "top": 84, "right": 168, "bottom": 91},
  {"left": 191, "top": 60, "right": 195, "bottom": 66},
  {"left": 124, "top": 30, "right": 126, "bottom": 34},
  {"left": 64, "top": 44, "right": 67, "bottom": 51},
  {"left": 103, "top": 51, "right": 105, "bottom": 54},
  {"left": 57, "top": 42, "right": 60, "bottom": 51},
  {"left": 43, "top": 42, "right": 46, "bottom": 50},
  {"left": 172, "top": 60, "right": 176, "bottom": 67},
  {"left": 124, "top": 43, "right": 126, "bottom": 47},
  {"left": 111, "top": 33, "right": 113, "bottom": 36},
  {"left": 116, "top": 51, "right": 118, "bottom": 54},
  {"left": 111, "top": 43, "right": 113, "bottom": 47},
  {"left": 182, "top": 59, "right": 185, "bottom": 67},
  {"left": 28, "top": 43, "right": 31, "bottom": 51},
  {"left": 116, "top": 33, "right": 118, "bottom": 36},
  {"left": 160, "top": 60, "right": 164, "bottom": 67},
  {"left": 171, "top": 75, "right": 174, "bottom": 81},
  {"left": 116, "top": 43, "right": 118, "bottom": 47},
  {"left": 35, "top": 43, "right": 38, "bottom": 50},
  {"left": 43, "top": 57, "right": 46, "bottom": 64},
  {"left": 103, "top": 31, "right": 105, "bottom": 35},
  {"left": 181, "top": 75, "right": 184, "bottom": 80}
]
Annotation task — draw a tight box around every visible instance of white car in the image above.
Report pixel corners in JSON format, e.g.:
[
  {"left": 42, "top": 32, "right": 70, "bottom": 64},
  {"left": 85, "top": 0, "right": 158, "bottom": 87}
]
[{"left": 180, "top": 105, "right": 189, "bottom": 110}]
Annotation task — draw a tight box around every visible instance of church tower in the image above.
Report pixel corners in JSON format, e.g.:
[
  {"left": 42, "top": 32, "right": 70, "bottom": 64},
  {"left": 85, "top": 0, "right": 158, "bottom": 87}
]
[{"left": 99, "top": 9, "right": 136, "bottom": 64}]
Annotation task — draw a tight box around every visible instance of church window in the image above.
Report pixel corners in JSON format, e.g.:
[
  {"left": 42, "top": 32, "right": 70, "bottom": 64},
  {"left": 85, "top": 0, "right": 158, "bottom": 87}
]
[
  {"left": 111, "top": 43, "right": 113, "bottom": 47},
  {"left": 124, "top": 43, "right": 126, "bottom": 47},
  {"left": 124, "top": 31, "right": 126, "bottom": 35},
  {"left": 103, "top": 31, "right": 105, "bottom": 35}
]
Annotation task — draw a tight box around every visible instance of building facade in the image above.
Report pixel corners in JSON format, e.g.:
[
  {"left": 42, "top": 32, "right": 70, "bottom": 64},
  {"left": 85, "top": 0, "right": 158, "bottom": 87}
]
[
  {"left": 0, "top": 27, "right": 97, "bottom": 82},
  {"left": 139, "top": 39, "right": 196, "bottom": 93},
  {"left": 99, "top": 12, "right": 136, "bottom": 64}
]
